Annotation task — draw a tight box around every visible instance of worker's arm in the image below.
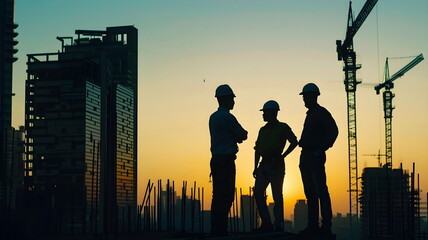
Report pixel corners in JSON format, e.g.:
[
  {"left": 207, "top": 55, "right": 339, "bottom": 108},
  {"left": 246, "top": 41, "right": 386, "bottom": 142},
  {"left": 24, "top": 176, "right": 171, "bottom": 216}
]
[
  {"left": 281, "top": 125, "right": 298, "bottom": 159},
  {"left": 320, "top": 110, "right": 338, "bottom": 152},
  {"left": 229, "top": 114, "right": 248, "bottom": 143},
  {"left": 253, "top": 151, "right": 261, "bottom": 178},
  {"left": 236, "top": 128, "right": 248, "bottom": 143},
  {"left": 282, "top": 137, "right": 298, "bottom": 159},
  {"left": 253, "top": 133, "right": 261, "bottom": 178}
]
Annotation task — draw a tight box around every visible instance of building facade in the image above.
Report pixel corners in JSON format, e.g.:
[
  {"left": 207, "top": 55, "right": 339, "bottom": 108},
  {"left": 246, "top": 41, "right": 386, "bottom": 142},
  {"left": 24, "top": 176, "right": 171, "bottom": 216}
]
[
  {"left": 0, "top": 0, "right": 18, "bottom": 208},
  {"left": 0, "top": 126, "right": 25, "bottom": 239},
  {"left": 0, "top": 1, "right": 19, "bottom": 238},
  {"left": 25, "top": 26, "right": 137, "bottom": 235}
]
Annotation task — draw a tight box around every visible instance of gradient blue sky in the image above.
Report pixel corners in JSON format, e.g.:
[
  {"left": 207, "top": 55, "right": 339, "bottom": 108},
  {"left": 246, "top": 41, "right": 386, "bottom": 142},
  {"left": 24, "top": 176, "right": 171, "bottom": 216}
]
[{"left": 12, "top": 0, "right": 428, "bottom": 217}]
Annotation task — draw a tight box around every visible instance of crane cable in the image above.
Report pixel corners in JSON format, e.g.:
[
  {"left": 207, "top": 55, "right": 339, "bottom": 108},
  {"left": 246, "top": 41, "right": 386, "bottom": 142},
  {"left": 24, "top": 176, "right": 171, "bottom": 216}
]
[{"left": 375, "top": 4, "right": 383, "bottom": 156}]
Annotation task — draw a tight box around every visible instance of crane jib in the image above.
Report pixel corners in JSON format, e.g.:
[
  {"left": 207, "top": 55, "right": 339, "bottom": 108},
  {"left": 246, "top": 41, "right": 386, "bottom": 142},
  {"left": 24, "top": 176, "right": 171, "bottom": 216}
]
[
  {"left": 342, "top": 0, "right": 378, "bottom": 50},
  {"left": 375, "top": 54, "right": 424, "bottom": 94}
]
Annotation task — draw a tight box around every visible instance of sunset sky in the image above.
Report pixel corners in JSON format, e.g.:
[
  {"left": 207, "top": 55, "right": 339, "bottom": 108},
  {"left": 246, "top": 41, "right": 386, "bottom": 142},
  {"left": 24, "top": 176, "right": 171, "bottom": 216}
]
[{"left": 11, "top": 0, "right": 428, "bottom": 219}]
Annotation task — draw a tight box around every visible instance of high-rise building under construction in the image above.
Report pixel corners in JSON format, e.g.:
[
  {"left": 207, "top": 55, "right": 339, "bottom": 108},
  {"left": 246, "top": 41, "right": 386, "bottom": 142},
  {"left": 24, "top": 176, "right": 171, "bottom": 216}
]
[
  {"left": 25, "top": 26, "right": 138, "bottom": 235},
  {"left": 1, "top": 2, "right": 20, "bottom": 238},
  {"left": 360, "top": 167, "right": 420, "bottom": 240},
  {"left": 0, "top": 0, "right": 18, "bottom": 210}
]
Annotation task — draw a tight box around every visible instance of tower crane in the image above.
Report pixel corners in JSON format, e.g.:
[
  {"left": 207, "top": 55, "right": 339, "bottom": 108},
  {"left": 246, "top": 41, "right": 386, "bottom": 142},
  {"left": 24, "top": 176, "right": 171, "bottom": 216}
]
[
  {"left": 336, "top": 0, "right": 378, "bottom": 226},
  {"left": 374, "top": 54, "right": 424, "bottom": 168}
]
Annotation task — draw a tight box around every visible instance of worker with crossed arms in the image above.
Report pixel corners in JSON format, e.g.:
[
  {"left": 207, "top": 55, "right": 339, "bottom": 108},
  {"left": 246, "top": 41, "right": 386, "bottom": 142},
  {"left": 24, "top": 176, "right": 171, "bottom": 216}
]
[{"left": 298, "top": 83, "right": 338, "bottom": 236}]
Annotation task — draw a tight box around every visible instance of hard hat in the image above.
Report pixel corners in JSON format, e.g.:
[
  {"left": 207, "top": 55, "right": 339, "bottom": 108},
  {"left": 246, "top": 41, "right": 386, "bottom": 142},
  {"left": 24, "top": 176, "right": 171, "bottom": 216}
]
[
  {"left": 260, "top": 100, "right": 280, "bottom": 111},
  {"left": 300, "top": 83, "right": 320, "bottom": 95},
  {"left": 215, "top": 84, "right": 236, "bottom": 97}
]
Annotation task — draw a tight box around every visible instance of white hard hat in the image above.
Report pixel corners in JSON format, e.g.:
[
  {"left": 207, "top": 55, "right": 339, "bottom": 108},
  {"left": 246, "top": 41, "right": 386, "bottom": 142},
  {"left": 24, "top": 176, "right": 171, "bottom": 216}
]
[
  {"left": 215, "top": 84, "right": 235, "bottom": 97},
  {"left": 300, "top": 83, "right": 320, "bottom": 95},
  {"left": 260, "top": 100, "right": 280, "bottom": 111}
]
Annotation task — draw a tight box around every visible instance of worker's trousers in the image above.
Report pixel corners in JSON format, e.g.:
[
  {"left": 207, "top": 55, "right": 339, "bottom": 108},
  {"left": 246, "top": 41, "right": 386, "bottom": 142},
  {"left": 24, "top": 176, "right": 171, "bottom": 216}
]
[
  {"left": 254, "top": 159, "right": 285, "bottom": 229},
  {"left": 299, "top": 150, "right": 332, "bottom": 229},
  {"left": 210, "top": 154, "right": 236, "bottom": 235}
]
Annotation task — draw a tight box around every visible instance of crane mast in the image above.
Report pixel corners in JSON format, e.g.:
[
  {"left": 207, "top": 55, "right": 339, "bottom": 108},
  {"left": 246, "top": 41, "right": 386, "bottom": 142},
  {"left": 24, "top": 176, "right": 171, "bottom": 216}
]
[
  {"left": 336, "top": 0, "right": 378, "bottom": 231},
  {"left": 375, "top": 54, "right": 424, "bottom": 168}
]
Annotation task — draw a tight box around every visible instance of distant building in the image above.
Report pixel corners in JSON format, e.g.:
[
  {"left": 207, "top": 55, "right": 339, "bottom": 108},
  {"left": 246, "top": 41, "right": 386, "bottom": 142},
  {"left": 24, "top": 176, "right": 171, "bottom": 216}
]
[
  {"left": 293, "top": 199, "right": 307, "bottom": 233},
  {"left": 1, "top": 127, "right": 25, "bottom": 216},
  {"left": 331, "top": 213, "right": 349, "bottom": 240},
  {"left": 241, "top": 194, "right": 258, "bottom": 232},
  {"left": 284, "top": 219, "right": 293, "bottom": 232},
  {"left": 202, "top": 210, "right": 211, "bottom": 233},
  {"left": 360, "top": 167, "right": 420, "bottom": 240},
  {"left": 420, "top": 195, "right": 428, "bottom": 237},
  {"left": 267, "top": 202, "right": 275, "bottom": 224},
  {"left": 7, "top": 126, "right": 25, "bottom": 211},
  {"left": 175, "top": 196, "right": 202, "bottom": 232},
  {"left": 0, "top": 126, "right": 25, "bottom": 240},
  {"left": 25, "top": 26, "right": 138, "bottom": 235}
]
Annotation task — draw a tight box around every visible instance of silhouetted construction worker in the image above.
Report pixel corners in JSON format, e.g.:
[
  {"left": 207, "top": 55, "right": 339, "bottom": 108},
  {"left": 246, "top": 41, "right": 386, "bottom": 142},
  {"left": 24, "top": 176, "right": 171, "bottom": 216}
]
[
  {"left": 209, "top": 84, "right": 248, "bottom": 236},
  {"left": 298, "top": 83, "right": 338, "bottom": 236},
  {"left": 253, "top": 100, "right": 298, "bottom": 232}
]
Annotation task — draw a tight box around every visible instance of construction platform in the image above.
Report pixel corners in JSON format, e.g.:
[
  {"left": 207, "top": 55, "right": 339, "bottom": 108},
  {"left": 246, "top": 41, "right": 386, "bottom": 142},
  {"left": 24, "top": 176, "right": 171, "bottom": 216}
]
[
  {"left": 144, "top": 231, "right": 336, "bottom": 240},
  {"left": 31, "top": 231, "right": 336, "bottom": 240}
]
